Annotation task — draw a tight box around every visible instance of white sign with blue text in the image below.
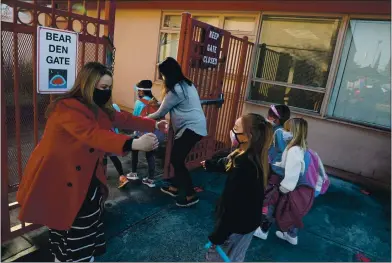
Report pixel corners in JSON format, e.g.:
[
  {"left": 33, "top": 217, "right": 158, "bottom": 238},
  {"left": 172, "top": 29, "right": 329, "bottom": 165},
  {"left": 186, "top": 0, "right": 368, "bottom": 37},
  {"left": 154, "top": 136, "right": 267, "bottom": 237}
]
[{"left": 37, "top": 26, "right": 78, "bottom": 94}]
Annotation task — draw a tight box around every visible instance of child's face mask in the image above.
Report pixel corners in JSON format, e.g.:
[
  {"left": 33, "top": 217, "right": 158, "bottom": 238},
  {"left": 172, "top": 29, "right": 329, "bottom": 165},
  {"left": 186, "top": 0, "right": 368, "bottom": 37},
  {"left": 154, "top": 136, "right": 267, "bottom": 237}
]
[
  {"left": 230, "top": 129, "right": 245, "bottom": 148},
  {"left": 282, "top": 130, "right": 293, "bottom": 142},
  {"left": 267, "top": 117, "right": 277, "bottom": 126}
]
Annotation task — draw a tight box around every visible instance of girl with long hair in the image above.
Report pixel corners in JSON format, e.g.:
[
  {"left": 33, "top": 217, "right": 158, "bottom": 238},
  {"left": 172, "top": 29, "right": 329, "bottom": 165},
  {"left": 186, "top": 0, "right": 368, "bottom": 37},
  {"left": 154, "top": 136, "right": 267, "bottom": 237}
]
[
  {"left": 202, "top": 114, "right": 273, "bottom": 262},
  {"left": 147, "top": 57, "right": 207, "bottom": 207},
  {"left": 17, "top": 62, "right": 167, "bottom": 262},
  {"left": 260, "top": 118, "right": 327, "bottom": 246}
]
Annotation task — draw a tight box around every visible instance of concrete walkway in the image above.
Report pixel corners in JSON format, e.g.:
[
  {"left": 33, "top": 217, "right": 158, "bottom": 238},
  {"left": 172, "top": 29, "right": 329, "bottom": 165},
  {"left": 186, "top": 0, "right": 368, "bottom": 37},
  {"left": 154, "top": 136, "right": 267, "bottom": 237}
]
[{"left": 3, "top": 153, "right": 391, "bottom": 262}]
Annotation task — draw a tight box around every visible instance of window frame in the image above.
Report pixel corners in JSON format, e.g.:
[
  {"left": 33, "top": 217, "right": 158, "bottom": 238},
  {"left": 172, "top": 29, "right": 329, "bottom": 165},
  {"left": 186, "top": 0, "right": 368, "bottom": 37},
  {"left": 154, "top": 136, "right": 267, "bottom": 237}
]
[
  {"left": 324, "top": 16, "right": 391, "bottom": 129},
  {"left": 154, "top": 11, "right": 260, "bottom": 82},
  {"left": 245, "top": 12, "right": 391, "bottom": 131},
  {"left": 247, "top": 13, "right": 344, "bottom": 115}
]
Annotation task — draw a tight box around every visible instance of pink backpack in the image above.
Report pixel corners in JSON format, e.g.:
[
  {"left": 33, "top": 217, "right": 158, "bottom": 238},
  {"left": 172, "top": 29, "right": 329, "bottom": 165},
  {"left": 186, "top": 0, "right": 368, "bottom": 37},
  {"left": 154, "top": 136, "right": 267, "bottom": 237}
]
[{"left": 304, "top": 149, "right": 330, "bottom": 195}]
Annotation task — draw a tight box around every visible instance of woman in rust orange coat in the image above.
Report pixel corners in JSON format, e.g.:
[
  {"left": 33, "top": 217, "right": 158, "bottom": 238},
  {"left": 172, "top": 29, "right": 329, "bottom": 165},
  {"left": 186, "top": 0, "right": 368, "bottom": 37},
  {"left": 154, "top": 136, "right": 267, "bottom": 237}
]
[{"left": 16, "top": 62, "right": 167, "bottom": 262}]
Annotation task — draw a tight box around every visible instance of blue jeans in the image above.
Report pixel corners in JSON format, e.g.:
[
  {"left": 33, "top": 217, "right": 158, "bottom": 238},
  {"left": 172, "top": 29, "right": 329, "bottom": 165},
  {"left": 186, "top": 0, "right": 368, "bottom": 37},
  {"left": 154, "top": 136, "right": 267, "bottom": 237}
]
[{"left": 206, "top": 231, "right": 254, "bottom": 262}]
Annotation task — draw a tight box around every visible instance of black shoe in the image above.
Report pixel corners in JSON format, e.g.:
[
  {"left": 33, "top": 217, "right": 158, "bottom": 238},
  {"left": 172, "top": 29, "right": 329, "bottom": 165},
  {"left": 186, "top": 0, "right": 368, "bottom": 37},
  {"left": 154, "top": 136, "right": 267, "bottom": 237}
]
[
  {"left": 176, "top": 196, "right": 199, "bottom": 207},
  {"left": 160, "top": 186, "right": 178, "bottom": 197}
]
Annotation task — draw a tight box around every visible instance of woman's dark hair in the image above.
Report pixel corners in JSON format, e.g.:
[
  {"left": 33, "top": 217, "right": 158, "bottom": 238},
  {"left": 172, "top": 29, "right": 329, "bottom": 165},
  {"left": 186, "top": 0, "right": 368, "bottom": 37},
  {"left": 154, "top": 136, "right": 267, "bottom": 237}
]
[
  {"left": 158, "top": 57, "right": 193, "bottom": 95},
  {"left": 136, "top": 80, "right": 154, "bottom": 98},
  {"left": 268, "top": 104, "right": 291, "bottom": 125}
]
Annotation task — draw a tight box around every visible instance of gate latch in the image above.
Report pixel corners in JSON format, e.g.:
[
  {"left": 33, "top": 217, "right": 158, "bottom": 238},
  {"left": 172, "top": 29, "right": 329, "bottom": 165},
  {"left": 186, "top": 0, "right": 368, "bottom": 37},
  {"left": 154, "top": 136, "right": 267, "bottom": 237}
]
[{"left": 200, "top": 93, "right": 224, "bottom": 108}]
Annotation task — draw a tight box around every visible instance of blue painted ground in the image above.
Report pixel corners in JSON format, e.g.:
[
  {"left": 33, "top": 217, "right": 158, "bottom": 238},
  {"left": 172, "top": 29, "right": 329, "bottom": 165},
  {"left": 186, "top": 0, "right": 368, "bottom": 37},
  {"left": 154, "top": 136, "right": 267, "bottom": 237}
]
[{"left": 96, "top": 168, "right": 391, "bottom": 262}]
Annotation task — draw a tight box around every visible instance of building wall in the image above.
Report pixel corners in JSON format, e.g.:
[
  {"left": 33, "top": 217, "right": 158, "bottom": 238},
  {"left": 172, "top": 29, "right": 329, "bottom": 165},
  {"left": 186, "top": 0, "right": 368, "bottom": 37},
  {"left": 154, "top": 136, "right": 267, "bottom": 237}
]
[
  {"left": 243, "top": 103, "right": 391, "bottom": 185},
  {"left": 112, "top": 7, "right": 390, "bottom": 187},
  {"left": 113, "top": 9, "right": 162, "bottom": 109}
]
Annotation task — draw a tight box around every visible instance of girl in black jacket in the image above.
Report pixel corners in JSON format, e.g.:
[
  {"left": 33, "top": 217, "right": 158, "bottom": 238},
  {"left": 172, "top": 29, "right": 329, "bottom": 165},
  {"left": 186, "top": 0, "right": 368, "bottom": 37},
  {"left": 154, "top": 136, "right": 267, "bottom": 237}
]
[{"left": 202, "top": 113, "right": 273, "bottom": 262}]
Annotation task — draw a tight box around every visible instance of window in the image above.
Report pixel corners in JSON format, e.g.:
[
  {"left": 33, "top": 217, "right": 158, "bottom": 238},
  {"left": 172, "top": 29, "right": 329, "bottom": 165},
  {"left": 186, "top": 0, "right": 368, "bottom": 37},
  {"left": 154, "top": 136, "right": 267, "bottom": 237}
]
[
  {"left": 158, "top": 15, "right": 181, "bottom": 64},
  {"left": 248, "top": 16, "right": 340, "bottom": 112},
  {"left": 328, "top": 20, "right": 391, "bottom": 128},
  {"left": 224, "top": 16, "right": 256, "bottom": 33},
  {"left": 158, "top": 33, "right": 180, "bottom": 64},
  {"left": 193, "top": 16, "right": 219, "bottom": 27},
  {"left": 156, "top": 13, "right": 258, "bottom": 80},
  {"left": 163, "top": 15, "right": 181, "bottom": 28}
]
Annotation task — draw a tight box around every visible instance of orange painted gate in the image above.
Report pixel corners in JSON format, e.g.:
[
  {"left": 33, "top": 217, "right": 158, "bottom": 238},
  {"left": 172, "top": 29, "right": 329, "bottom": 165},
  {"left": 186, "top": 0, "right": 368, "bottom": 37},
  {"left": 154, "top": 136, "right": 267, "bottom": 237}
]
[
  {"left": 1, "top": 0, "right": 116, "bottom": 243},
  {"left": 164, "top": 13, "right": 254, "bottom": 178}
]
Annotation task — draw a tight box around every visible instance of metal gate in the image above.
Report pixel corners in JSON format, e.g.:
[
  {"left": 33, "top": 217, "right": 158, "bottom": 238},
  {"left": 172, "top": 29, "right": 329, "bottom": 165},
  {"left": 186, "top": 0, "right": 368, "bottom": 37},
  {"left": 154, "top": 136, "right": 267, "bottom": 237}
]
[
  {"left": 1, "top": 0, "right": 116, "bottom": 243},
  {"left": 164, "top": 13, "right": 254, "bottom": 178}
]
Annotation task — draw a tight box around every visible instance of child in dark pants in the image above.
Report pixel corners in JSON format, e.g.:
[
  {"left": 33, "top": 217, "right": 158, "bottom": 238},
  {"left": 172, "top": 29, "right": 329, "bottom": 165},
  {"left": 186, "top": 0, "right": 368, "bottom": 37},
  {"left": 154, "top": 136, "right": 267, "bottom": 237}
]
[
  {"left": 129, "top": 143, "right": 156, "bottom": 187},
  {"left": 108, "top": 155, "right": 128, "bottom": 189},
  {"left": 110, "top": 103, "right": 130, "bottom": 189},
  {"left": 126, "top": 80, "right": 161, "bottom": 187}
]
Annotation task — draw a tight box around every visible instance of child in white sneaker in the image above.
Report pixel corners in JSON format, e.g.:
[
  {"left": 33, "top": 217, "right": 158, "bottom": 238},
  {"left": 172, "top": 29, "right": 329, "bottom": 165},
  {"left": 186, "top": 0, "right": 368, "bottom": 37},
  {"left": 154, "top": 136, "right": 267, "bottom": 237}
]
[
  {"left": 254, "top": 104, "right": 290, "bottom": 240},
  {"left": 126, "top": 80, "right": 162, "bottom": 187},
  {"left": 255, "top": 118, "right": 328, "bottom": 246}
]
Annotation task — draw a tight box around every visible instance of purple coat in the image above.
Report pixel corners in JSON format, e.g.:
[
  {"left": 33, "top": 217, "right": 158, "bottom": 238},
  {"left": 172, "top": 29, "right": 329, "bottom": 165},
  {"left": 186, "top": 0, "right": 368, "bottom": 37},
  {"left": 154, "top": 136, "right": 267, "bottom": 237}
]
[{"left": 264, "top": 174, "right": 314, "bottom": 231}]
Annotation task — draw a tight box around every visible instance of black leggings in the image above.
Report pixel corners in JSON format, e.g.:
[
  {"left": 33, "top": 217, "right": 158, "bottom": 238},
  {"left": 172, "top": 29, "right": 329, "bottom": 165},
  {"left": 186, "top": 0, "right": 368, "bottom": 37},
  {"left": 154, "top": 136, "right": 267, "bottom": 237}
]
[
  {"left": 109, "top": 156, "right": 124, "bottom": 176},
  {"left": 170, "top": 129, "right": 202, "bottom": 197}
]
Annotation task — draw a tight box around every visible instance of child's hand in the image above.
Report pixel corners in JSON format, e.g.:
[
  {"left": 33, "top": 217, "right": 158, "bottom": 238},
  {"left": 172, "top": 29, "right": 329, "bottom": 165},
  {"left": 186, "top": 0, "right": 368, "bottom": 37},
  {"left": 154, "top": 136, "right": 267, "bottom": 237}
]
[
  {"left": 149, "top": 98, "right": 159, "bottom": 107},
  {"left": 156, "top": 120, "right": 168, "bottom": 133}
]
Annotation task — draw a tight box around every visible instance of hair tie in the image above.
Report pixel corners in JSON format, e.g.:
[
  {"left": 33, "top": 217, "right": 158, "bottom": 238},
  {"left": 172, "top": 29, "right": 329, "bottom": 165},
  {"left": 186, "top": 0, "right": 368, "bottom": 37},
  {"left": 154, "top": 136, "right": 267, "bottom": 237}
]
[{"left": 270, "top": 105, "right": 281, "bottom": 118}]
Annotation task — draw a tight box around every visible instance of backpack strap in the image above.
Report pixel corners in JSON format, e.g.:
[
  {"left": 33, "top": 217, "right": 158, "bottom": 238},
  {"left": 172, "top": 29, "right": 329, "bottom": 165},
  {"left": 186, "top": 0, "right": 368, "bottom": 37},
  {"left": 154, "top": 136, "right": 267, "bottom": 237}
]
[
  {"left": 272, "top": 128, "right": 284, "bottom": 147},
  {"left": 304, "top": 149, "right": 320, "bottom": 188},
  {"left": 138, "top": 98, "right": 152, "bottom": 116},
  {"left": 139, "top": 98, "right": 150, "bottom": 105}
]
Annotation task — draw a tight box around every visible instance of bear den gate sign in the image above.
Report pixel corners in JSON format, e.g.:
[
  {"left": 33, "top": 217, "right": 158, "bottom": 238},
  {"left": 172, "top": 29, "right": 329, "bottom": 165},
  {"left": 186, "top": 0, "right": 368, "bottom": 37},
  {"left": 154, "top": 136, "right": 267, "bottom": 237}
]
[
  {"left": 37, "top": 26, "right": 78, "bottom": 94},
  {"left": 201, "top": 26, "right": 222, "bottom": 68}
]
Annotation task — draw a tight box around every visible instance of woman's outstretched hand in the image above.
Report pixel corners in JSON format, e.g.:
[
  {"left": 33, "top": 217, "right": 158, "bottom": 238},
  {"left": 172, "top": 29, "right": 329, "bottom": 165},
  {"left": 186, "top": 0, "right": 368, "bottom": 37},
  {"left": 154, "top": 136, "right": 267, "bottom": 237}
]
[
  {"left": 132, "top": 133, "right": 158, "bottom": 152},
  {"left": 156, "top": 120, "right": 169, "bottom": 133}
]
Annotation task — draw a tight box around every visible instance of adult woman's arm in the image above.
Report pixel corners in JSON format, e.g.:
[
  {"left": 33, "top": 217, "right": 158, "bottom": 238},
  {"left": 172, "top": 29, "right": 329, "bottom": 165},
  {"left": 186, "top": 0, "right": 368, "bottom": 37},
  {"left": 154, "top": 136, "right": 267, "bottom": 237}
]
[
  {"left": 113, "top": 111, "right": 156, "bottom": 132},
  {"left": 53, "top": 101, "right": 131, "bottom": 156},
  {"left": 54, "top": 100, "right": 159, "bottom": 155},
  {"left": 147, "top": 89, "right": 183, "bottom": 120}
]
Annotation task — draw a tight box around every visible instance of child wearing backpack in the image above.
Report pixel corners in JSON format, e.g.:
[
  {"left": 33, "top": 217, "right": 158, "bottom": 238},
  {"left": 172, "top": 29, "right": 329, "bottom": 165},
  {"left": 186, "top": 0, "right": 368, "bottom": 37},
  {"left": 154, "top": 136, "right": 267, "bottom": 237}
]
[
  {"left": 126, "top": 80, "right": 163, "bottom": 187},
  {"left": 254, "top": 104, "right": 291, "bottom": 240},
  {"left": 257, "top": 118, "right": 329, "bottom": 246}
]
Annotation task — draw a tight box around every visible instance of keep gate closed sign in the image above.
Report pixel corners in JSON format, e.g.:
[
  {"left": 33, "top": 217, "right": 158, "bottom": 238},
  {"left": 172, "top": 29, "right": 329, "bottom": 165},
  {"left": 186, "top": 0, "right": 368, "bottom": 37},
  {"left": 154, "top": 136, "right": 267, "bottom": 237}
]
[
  {"left": 202, "top": 26, "right": 222, "bottom": 68},
  {"left": 37, "top": 26, "right": 78, "bottom": 94}
]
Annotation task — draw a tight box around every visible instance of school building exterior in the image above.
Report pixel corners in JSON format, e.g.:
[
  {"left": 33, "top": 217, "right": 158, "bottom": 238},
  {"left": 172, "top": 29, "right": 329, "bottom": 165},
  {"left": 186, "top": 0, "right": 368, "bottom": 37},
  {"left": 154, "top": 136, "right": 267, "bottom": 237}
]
[{"left": 111, "top": 1, "right": 391, "bottom": 190}]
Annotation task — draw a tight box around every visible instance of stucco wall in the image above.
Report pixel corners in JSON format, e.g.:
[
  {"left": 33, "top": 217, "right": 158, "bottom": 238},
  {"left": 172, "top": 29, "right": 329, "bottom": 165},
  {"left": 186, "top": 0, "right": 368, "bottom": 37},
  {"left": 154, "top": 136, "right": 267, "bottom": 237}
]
[
  {"left": 112, "top": 9, "right": 161, "bottom": 109},
  {"left": 243, "top": 102, "right": 391, "bottom": 185}
]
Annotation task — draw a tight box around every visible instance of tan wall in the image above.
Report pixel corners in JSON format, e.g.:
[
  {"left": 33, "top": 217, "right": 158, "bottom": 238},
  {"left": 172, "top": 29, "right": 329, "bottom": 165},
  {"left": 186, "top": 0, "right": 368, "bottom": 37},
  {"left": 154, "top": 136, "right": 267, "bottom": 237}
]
[
  {"left": 112, "top": 9, "right": 162, "bottom": 109},
  {"left": 243, "top": 103, "right": 391, "bottom": 185}
]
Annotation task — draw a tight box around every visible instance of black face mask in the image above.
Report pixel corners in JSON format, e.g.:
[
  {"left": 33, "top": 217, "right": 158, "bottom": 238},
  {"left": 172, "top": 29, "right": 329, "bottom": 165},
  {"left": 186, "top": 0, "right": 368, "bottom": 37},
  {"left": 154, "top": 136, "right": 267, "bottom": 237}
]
[{"left": 93, "top": 88, "right": 112, "bottom": 106}]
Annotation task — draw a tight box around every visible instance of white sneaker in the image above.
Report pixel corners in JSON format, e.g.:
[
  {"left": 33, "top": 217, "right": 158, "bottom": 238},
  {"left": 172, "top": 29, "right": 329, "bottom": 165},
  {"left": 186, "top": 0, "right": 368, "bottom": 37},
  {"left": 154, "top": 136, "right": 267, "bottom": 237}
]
[
  {"left": 142, "top": 178, "right": 156, "bottom": 188},
  {"left": 126, "top": 172, "right": 139, "bottom": 180},
  {"left": 276, "top": 231, "right": 298, "bottom": 245},
  {"left": 253, "top": 227, "right": 269, "bottom": 240}
]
